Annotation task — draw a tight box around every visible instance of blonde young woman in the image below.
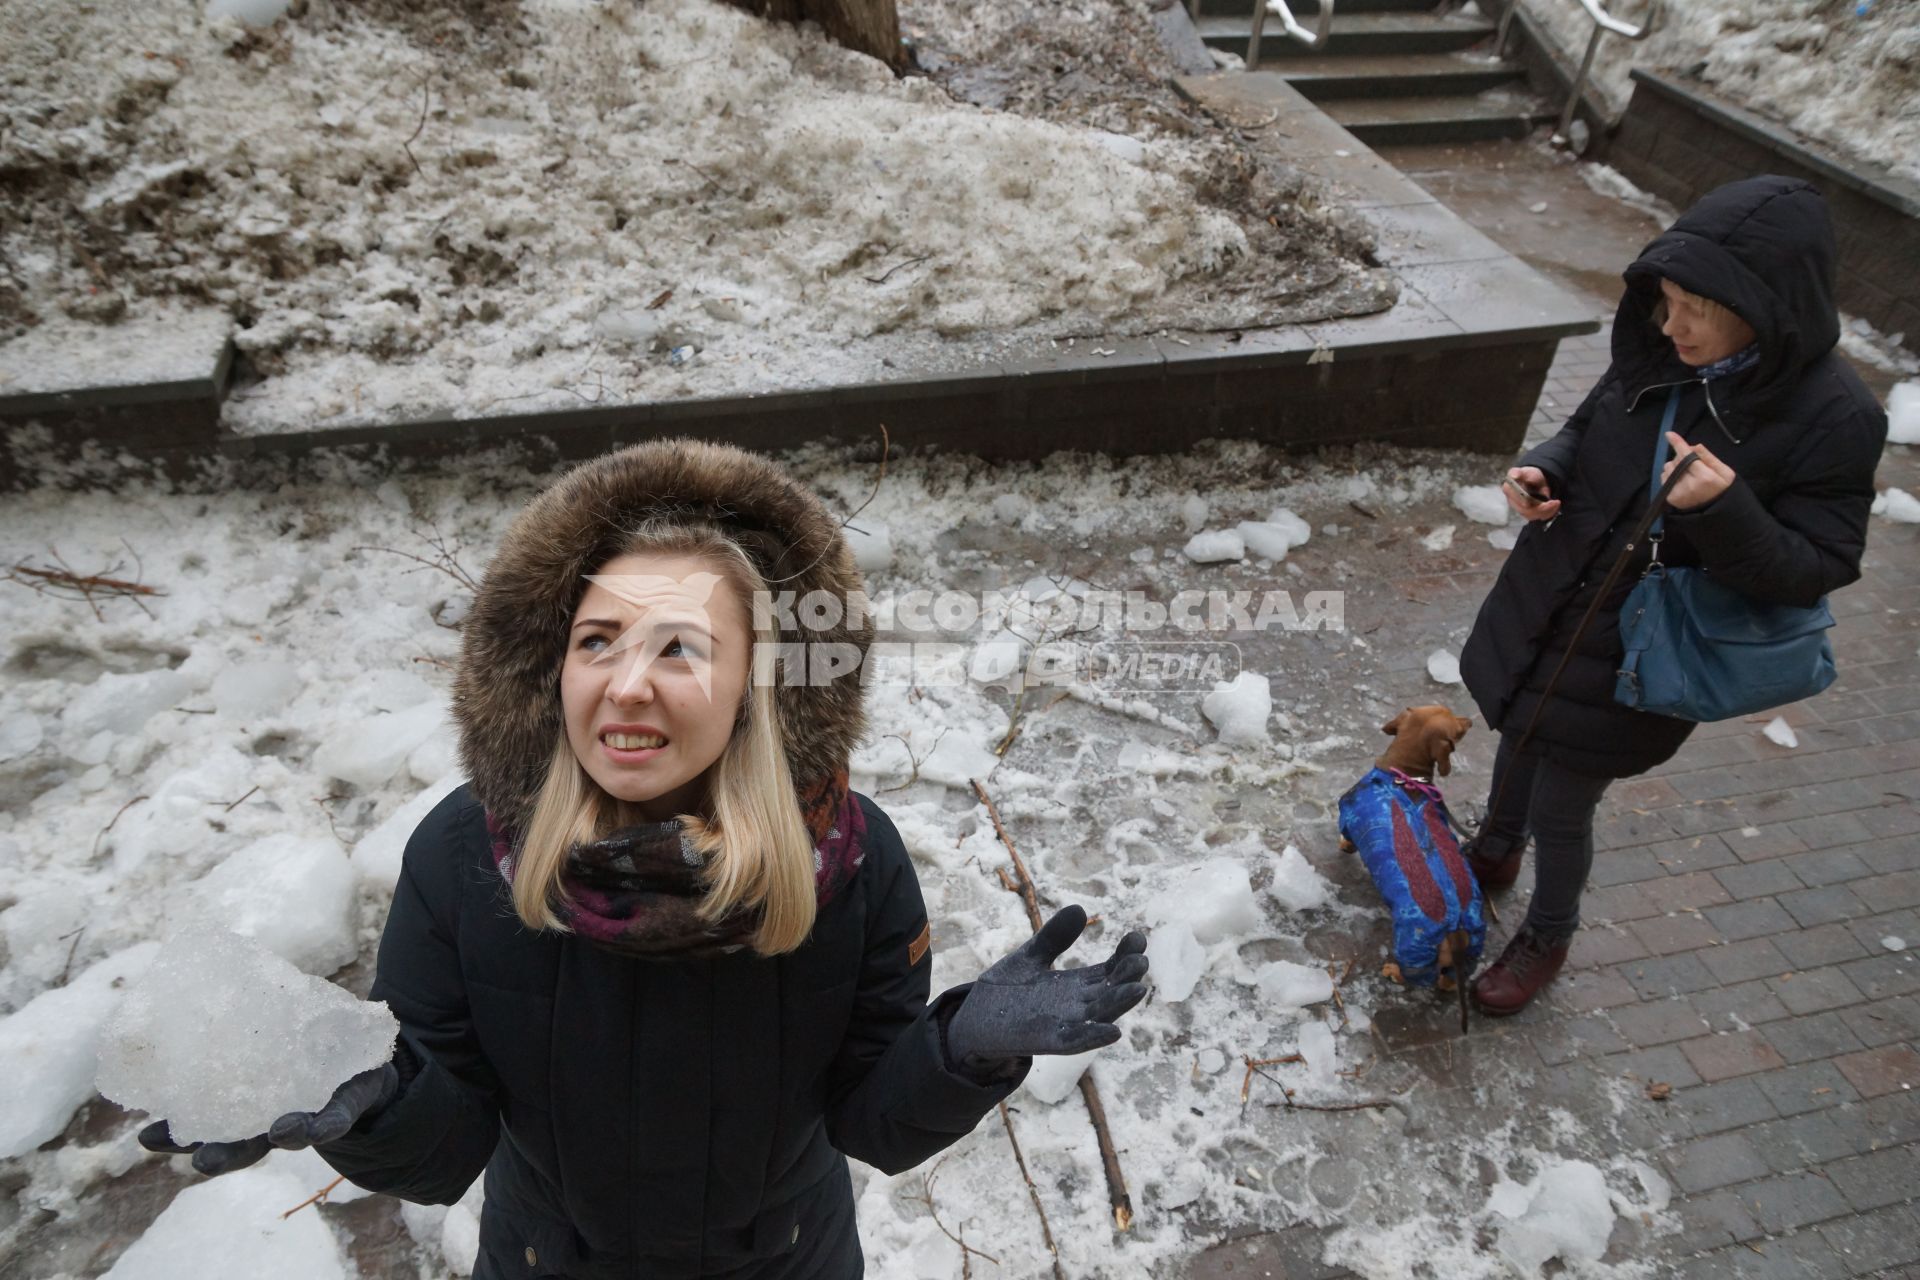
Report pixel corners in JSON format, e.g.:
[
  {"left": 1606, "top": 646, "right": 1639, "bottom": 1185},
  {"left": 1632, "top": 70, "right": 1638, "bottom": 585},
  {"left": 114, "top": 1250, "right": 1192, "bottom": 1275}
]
[
  {"left": 140, "top": 441, "right": 1150, "bottom": 1278},
  {"left": 1459, "top": 175, "right": 1887, "bottom": 1015}
]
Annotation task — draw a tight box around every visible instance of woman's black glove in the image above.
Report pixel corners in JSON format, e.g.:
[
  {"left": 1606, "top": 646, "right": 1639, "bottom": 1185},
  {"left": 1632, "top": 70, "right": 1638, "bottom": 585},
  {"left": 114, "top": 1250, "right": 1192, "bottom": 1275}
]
[
  {"left": 136, "top": 1058, "right": 402, "bottom": 1177},
  {"left": 943, "top": 905, "right": 1149, "bottom": 1074}
]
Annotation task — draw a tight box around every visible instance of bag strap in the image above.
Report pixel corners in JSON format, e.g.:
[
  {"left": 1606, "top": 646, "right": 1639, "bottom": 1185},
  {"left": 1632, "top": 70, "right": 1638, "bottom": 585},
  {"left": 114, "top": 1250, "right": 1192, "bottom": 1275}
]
[{"left": 1481, "top": 387, "right": 1699, "bottom": 828}]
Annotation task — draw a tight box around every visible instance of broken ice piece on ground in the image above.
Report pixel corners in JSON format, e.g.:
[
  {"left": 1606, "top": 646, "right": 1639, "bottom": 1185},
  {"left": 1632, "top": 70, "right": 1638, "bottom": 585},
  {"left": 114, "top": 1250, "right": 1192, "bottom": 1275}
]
[
  {"left": 1024, "top": 1048, "right": 1103, "bottom": 1104},
  {"left": 1885, "top": 936, "right": 1908, "bottom": 952},
  {"left": 1236, "top": 520, "right": 1294, "bottom": 560},
  {"left": 1489, "top": 1159, "right": 1617, "bottom": 1277},
  {"left": 1419, "top": 524, "right": 1455, "bottom": 551},
  {"left": 1202, "top": 671, "right": 1272, "bottom": 747},
  {"left": 1762, "top": 716, "right": 1799, "bottom": 749},
  {"left": 1269, "top": 844, "right": 1330, "bottom": 912},
  {"left": 1888, "top": 381, "right": 1919, "bottom": 444},
  {"left": 1488, "top": 526, "right": 1519, "bottom": 550},
  {"left": 1251, "top": 960, "right": 1335, "bottom": 1010},
  {"left": 101, "top": 1163, "right": 350, "bottom": 1280},
  {"left": 1266, "top": 507, "right": 1312, "bottom": 548},
  {"left": 0, "top": 943, "right": 159, "bottom": 1160},
  {"left": 1295, "top": 1020, "right": 1338, "bottom": 1087},
  {"left": 1146, "top": 922, "right": 1208, "bottom": 1002},
  {"left": 1180, "top": 495, "right": 1210, "bottom": 533},
  {"left": 1427, "top": 649, "right": 1463, "bottom": 684},
  {"left": 1452, "top": 485, "right": 1511, "bottom": 525},
  {"left": 1183, "top": 529, "right": 1245, "bottom": 563},
  {"left": 1871, "top": 487, "right": 1920, "bottom": 522},
  {"left": 97, "top": 928, "right": 398, "bottom": 1144}
]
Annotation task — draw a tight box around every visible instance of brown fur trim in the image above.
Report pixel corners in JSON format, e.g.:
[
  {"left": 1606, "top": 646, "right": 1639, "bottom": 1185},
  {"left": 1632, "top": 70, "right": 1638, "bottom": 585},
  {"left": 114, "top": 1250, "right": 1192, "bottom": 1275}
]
[{"left": 451, "top": 439, "right": 873, "bottom": 835}]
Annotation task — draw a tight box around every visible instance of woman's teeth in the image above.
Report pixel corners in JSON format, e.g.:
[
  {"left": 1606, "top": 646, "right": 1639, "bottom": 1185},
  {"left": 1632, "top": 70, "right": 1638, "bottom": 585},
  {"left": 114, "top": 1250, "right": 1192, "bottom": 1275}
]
[{"left": 605, "top": 732, "right": 666, "bottom": 749}]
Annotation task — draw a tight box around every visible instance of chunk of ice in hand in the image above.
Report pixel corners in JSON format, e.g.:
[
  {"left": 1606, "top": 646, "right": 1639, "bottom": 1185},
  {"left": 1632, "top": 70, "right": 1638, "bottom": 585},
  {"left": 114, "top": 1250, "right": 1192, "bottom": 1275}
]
[{"left": 97, "top": 928, "right": 397, "bottom": 1144}]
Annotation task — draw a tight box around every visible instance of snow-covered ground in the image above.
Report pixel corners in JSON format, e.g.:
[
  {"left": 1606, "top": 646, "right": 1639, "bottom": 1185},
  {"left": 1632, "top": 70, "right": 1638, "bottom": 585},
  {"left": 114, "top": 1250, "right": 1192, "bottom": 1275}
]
[
  {"left": 0, "top": 440, "right": 1682, "bottom": 1278},
  {"left": 0, "top": 0, "right": 1389, "bottom": 434},
  {"left": 1517, "top": 0, "right": 1920, "bottom": 183}
]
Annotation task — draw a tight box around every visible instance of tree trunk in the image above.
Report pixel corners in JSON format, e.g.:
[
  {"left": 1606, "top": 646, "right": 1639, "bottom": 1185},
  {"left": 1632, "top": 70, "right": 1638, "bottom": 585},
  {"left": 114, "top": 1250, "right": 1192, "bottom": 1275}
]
[{"left": 720, "top": 0, "right": 901, "bottom": 69}]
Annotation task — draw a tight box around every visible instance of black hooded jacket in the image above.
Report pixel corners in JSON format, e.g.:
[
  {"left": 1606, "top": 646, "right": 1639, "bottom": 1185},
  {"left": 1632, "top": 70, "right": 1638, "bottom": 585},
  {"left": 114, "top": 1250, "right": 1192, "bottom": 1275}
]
[
  {"left": 1460, "top": 176, "right": 1887, "bottom": 778},
  {"left": 310, "top": 441, "right": 1028, "bottom": 1280}
]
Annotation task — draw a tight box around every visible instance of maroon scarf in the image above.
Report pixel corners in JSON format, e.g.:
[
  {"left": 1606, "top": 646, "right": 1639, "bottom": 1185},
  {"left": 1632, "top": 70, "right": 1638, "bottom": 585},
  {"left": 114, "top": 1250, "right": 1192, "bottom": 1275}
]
[{"left": 483, "top": 770, "right": 866, "bottom": 958}]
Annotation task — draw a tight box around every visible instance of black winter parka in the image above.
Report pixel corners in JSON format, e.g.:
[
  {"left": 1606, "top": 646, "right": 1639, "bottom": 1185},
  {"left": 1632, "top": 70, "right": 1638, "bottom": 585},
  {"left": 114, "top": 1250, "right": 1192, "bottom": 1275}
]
[
  {"left": 316, "top": 783, "right": 1022, "bottom": 1279},
  {"left": 1461, "top": 176, "right": 1887, "bottom": 778}
]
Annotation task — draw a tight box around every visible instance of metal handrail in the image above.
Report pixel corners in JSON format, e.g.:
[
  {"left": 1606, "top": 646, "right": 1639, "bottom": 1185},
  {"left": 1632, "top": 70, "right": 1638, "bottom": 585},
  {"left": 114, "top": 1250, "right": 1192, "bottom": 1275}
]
[
  {"left": 1497, "top": 0, "right": 1662, "bottom": 147},
  {"left": 1246, "top": 0, "right": 1335, "bottom": 69}
]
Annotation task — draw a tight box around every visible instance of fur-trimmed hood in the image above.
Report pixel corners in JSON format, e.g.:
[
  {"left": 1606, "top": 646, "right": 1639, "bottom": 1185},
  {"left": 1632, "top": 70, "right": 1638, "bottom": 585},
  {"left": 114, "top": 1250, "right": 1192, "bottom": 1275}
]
[{"left": 452, "top": 439, "right": 873, "bottom": 835}]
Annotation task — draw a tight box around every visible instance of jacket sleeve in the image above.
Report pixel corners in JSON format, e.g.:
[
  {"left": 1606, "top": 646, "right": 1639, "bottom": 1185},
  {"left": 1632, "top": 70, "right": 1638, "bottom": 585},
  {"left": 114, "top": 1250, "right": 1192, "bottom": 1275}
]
[
  {"left": 1519, "top": 370, "right": 1616, "bottom": 496},
  {"left": 823, "top": 801, "right": 1027, "bottom": 1175},
  {"left": 315, "top": 796, "right": 502, "bottom": 1204},
  {"left": 1665, "top": 406, "right": 1886, "bottom": 608}
]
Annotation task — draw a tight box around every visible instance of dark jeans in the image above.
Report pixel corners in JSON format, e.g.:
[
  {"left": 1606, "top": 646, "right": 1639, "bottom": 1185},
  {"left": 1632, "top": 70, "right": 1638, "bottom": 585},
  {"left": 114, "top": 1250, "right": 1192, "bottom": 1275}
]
[{"left": 1481, "top": 733, "right": 1614, "bottom": 941}]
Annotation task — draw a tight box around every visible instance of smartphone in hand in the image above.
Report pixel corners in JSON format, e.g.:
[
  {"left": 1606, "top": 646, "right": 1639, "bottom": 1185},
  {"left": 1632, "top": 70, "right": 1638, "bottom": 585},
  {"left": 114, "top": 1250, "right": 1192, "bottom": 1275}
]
[{"left": 1502, "top": 475, "right": 1551, "bottom": 506}]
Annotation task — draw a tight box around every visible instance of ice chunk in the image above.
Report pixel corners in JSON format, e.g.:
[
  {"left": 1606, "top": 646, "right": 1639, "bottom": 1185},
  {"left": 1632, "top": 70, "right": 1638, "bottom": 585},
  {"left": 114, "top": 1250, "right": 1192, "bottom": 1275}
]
[
  {"left": 0, "top": 943, "right": 159, "bottom": 1159},
  {"left": 1180, "top": 495, "right": 1210, "bottom": 533},
  {"left": 102, "top": 1163, "right": 349, "bottom": 1280},
  {"left": 1269, "top": 844, "right": 1330, "bottom": 912},
  {"left": 845, "top": 520, "right": 892, "bottom": 571},
  {"left": 1296, "top": 1021, "right": 1338, "bottom": 1086},
  {"left": 443, "top": 1201, "right": 483, "bottom": 1276},
  {"left": 1147, "top": 860, "right": 1263, "bottom": 944},
  {"left": 1158, "top": 1160, "right": 1208, "bottom": 1210},
  {"left": 1427, "top": 649, "right": 1463, "bottom": 684},
  {"left": 1146, "top": 923, "right": 1207, "bottom": 1002},
  {"left": 1453, "top": 485, "right": 1511, "bottom": 525},
  {"left": 0, "top": 709, "right": 43, "bottom": 762},
  {"left": 1490, "top": 1159, "right": 1617, "bottom": 1276},
  {"left": 313, "top": 699, "right": 448, "bottom": 788},
  {"left": 172, "top": 835, "right": 359, "bottom": 975},
  {"left": 991, "top": 493, "right": 1032, "bottom": 524},
  {"left": 97, "top": 929, "right": 397, "bottom": 1143},
  {"left": 64, "top": 668, "right": 199, "bottom": 739},
  {"left": 350, "top": 774, "right": 470, "bottom": 890},
  {"left": 1884, "top": 936, "right": 1908, "bottom": 952},
  {"left": 1488, "top": 527, "right": 1519, "bottom": 550},
  {"left": 207, "top": 0, "right": 294, "bottom": 23},
  {"left": 210, "top": 661, "right": 303, "bottom": 720},
  {"left": 1762, "top": 717, "right": 1799, "bottom": 749},
  {"left": 1202, "top": 672, "right": 1271, "bottom": 747},
  {"left": 1024, "top": 1048, "right": 1101, "bottom": 1104},
  {"left": 1265, "top": 507, "right": 1312, "bottom": 549},
  {"left": 1182, "top": 530, "right": 1245, "bottom": 563},
  {"left": 1196, "top": 1048, "right": 1226, "bottom": 1074},
  {"left": 1253, "top": 960, "right": 1334, "bottom": 1009},
  {"left": 1872, "top": 488, "right": 1920, "bottom": 522},
  {"left": 1235, "top": 521, "right": 1294, "bottom": 560},
  {"left": 1419, "top": 524, "right": 1455, "bottom": 551},
  {"left": 1888, "top": 380, "right": 1919, "bottom": 445}
]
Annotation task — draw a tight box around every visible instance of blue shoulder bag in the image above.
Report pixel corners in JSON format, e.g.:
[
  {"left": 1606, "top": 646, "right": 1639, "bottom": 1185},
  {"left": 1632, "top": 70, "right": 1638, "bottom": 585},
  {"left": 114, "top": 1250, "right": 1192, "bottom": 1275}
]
[{"left": 1612, "top": 387, "right": 1838, "bottom": 721}]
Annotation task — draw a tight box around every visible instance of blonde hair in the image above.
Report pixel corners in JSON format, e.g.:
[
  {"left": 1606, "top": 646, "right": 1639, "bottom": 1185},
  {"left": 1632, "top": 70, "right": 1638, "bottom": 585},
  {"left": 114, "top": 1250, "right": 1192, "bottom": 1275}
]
[
  {"left": 510, "top": 519, "right": 818, "bottom": 955},
  {"left": 1649, "top": 281, "right": 1733, "bottom": 330}
]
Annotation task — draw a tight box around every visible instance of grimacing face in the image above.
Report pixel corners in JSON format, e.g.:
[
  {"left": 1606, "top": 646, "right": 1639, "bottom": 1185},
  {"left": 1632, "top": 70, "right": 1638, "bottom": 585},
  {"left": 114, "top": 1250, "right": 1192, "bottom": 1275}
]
[
  {"left": 1659, "top": 278, "right": 1757, "bottom": 368},
  {"left": 560, "top": 551, "right": 753, "bottom": 822}
]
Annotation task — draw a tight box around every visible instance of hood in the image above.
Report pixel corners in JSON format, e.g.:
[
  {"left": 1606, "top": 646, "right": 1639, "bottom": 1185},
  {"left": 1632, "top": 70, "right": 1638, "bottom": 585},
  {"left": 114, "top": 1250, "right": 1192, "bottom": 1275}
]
[
  {"left": 1615, "top": 175, "right": 1840, "bottom": 427},
  {"left": 451, "top": 439, "right": 873, "bottom": 836}
]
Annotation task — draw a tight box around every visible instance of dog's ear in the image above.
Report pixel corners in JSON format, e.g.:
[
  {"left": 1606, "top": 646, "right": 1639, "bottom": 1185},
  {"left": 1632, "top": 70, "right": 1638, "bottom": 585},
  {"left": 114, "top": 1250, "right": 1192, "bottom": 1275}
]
[
  {"left": 1453, "top": 715, "right": 1472, "bottom": 740},
  {"left": 1381, "top": 711, "right": 1406, "bottom": 736},
  {"left": 1427, "top": 724, "right": 1458, "bottom": 776}
]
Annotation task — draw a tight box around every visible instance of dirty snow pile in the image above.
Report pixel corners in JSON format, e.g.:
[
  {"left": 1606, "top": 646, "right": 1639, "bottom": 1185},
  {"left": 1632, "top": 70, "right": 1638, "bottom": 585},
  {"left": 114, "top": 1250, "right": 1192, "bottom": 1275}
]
[
  {"left": 0, "top": 439, "right": 1678, "bottom": 1278},
  {"left": 0, "top": 0, "right": 1387, "bottom": 433},
  {"left": 1518, "top": 0, "right": 1920, "bottom": 182}
]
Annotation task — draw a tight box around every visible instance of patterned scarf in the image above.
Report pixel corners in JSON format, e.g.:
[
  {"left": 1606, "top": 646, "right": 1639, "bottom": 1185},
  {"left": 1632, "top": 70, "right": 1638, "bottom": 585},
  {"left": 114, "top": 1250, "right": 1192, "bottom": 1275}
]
[
  {"left": 1697, "top": 343, "right": 1761, "bottom": 381},
  {"left": 483, "top": 769, "right": 867, "bottom": 958}
]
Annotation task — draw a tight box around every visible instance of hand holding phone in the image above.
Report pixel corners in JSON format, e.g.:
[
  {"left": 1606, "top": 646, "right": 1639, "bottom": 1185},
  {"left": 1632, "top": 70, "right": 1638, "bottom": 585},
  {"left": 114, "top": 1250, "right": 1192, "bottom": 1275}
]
[
  {"left": 1502, "top": 468, "right": 1560, "bottom": 522},
  {"left": 1502, "top": 475, "right": 1550, "bottom": 505}
]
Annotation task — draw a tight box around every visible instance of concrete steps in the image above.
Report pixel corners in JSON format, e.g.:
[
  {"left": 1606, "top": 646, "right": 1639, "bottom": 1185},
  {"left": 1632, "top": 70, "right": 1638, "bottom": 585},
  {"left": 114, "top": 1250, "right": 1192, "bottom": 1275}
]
[{"left": 1196, "top": 5, "right": 1552, "bottom": 147}]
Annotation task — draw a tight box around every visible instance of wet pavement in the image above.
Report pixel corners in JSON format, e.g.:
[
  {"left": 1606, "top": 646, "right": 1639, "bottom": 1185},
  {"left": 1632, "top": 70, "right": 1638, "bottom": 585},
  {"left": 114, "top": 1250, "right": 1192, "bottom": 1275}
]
[{"left": 1184, "top": 132, "right": 1920, "bottom": 1280}]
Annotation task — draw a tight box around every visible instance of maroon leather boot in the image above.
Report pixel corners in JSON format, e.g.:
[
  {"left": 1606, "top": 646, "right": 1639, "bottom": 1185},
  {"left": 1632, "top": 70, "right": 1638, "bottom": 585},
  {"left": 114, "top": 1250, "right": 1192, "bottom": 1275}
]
[
  {"left": 1470, "top": 928, "right": 1571, "bottom": 1016},
  {"left": 1462, "top": 833, "right": 1526, "bottom": 891}
]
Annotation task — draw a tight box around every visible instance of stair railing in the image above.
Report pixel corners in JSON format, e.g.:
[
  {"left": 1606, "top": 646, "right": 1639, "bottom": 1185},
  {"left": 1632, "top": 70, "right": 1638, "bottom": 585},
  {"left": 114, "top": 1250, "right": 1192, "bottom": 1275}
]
[
  {"left": 1244, "top": 0, "right": 1336, "bottom": 69},
  {"left": 1497, "top": 0, "right": 1661, "bottom": 149}
]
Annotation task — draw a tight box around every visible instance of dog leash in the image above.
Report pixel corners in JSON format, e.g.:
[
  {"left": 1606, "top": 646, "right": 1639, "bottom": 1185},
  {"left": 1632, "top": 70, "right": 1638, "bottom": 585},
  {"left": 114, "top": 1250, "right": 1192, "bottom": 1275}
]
[{"left": 1480, "top": 399, "right": 1702, "bottom": 833}]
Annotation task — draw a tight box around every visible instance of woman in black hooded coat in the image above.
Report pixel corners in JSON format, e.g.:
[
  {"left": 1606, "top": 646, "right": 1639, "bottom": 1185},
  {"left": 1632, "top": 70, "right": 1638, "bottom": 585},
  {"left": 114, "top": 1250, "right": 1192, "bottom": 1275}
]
[{"left": 1458, "top": 175, "right": 1888, "bottom": 1015}]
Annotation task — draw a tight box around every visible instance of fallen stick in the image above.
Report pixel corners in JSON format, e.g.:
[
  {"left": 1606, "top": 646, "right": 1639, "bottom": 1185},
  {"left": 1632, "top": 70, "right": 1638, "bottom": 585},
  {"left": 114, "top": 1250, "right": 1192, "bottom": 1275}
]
[
  {"left": 973, "top": 778, "right": 1134, "bottom": 1234},
  {"left": 282, "top": 1174, "right": 346, "bottom": 1218},
  {"left": 1239, "top": 1053, "right": 1304, "bottom": 1104},
  {"left": 999, "top": 1103, "right": 1066, "bottom": 1280},
  {"left": 1244, "top": 1062, "right": 1394, "bottom": 1114}
]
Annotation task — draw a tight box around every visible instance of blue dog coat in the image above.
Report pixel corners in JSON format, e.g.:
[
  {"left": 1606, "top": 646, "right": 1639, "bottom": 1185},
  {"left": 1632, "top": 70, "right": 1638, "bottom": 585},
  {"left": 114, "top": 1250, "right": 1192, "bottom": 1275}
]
[{"left": 1337, "top": 767, "right": 1486, "bottom": 985}]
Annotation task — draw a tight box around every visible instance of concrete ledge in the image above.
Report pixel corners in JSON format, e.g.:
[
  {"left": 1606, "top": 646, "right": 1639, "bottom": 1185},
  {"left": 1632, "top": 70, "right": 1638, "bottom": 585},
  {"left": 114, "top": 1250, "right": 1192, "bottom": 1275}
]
[
  {"left": 4, "top": 67, "right": 1598, "bottom": 486},
  {"left": 1604, "top": 70, "right": 1920, "bottom": 342}
]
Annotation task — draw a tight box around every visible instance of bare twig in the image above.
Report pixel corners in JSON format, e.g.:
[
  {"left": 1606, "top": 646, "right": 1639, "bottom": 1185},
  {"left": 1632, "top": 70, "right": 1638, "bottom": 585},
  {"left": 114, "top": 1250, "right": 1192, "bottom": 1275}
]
[
  {"left": 863, "top": 254, "right": 931, "bottom": 285},
  {"left": 904, "top": 1156, "right": 1000, "bottom": 1270},
  {"left": 58, "top": 928, "right": 84, "bottom": 987},
  {"left": 645, "top": 288, "right": 674, "bottom": 310},
  {"left": 282, "top": 1175, "right": 347, "bottom": 1218},
  {"left": 1240, "top": 1053, "right": 1304, "bottom": 1104},
  {"left": 217, "top": 785, "right": 261, "bottom": 813},
  {"left": 879, "top": 729, "right": 947, "bottom": 794},
  {"left": 403, "top": 77, "right": 430, "bottom": 177},
  {"left": 92, "top": 794, "right": 149, "bottom": 859},
  {"left": 1243, "top": 1061, "right": 1394, "bottom": 1113},
  {"left": 351, "top": 521, "right": 482, "bottom": 594},
  {"left": 998, "top": 1104, "right": 1067, "bottom": 1280},
  {"left": 765, "top": 425, "right": 890, "bottom": 586},
  {"left": 8, "top": 546, "right": 166, "bottom": 623},
  {"left": 974, "top": 779, "right": 1134, "bottom": 1232}
]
